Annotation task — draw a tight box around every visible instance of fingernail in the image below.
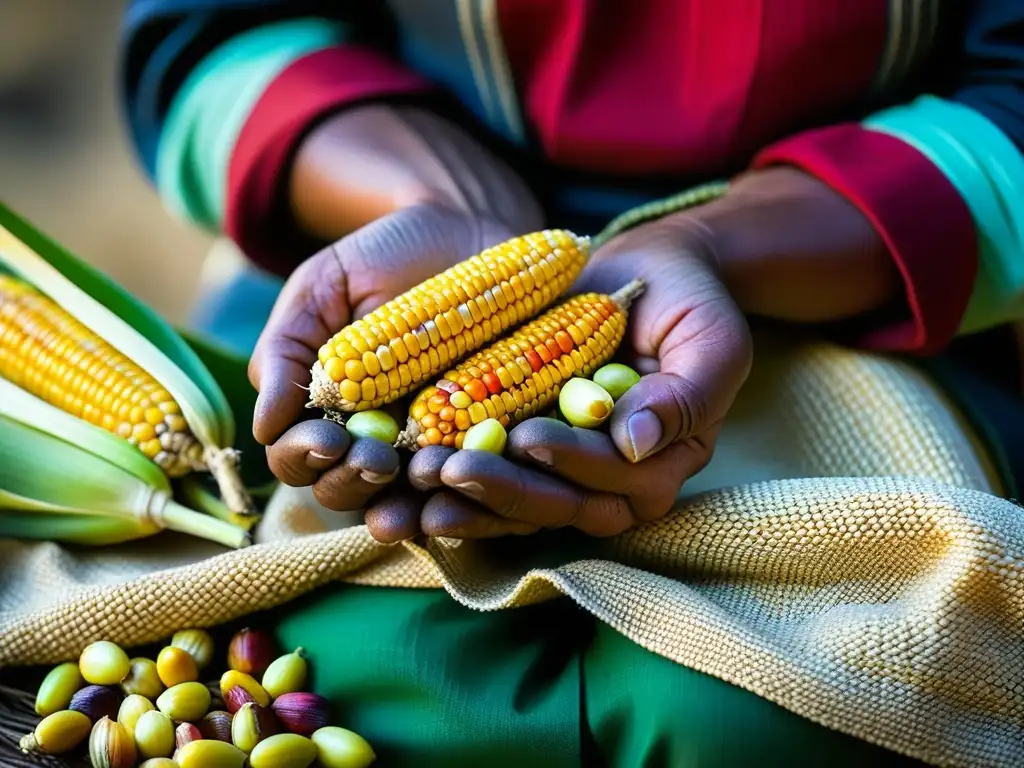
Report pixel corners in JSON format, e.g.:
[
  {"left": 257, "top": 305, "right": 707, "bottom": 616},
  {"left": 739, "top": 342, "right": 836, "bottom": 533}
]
[
  {"left": 526, "top": 447, "right": 553, "bottom": 467},
  {"left": 306, "top": 451, "right": 341, "bottom": 471},
  {"left": 454, "top": 481, "right": 485, "bottom": 500},
  {"left": 360, "top": 468, "right": 399, "bottom": 484},
  {"left": 626, "top": 409, "right": 662, "bottom": 462}
]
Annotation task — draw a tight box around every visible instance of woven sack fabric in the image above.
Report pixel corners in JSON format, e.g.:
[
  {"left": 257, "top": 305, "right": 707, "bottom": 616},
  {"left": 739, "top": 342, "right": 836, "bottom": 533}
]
[{"left": 1, "top": 330, "right": 1021, "bottom": 767}]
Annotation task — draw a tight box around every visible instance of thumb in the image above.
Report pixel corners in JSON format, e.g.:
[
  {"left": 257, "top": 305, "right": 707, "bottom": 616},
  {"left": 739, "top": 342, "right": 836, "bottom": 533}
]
[
  {"left": 248, "top": 249, "right": 350, "bottom": 445},
  {"left": 609, "top": 272, "right": 752, "bottom": 463}
]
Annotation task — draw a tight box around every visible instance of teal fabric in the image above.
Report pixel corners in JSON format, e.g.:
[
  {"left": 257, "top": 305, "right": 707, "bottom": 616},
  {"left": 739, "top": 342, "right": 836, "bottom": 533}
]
[
  {"left": 273, "top": 584, "right": 920, "bottom": 767},
  {"left": 865, "top": 96, "right": 1024, "bottom": 334},
  {"left": 188, "top": 265, "right": 284, "bottom": 356},
  {"left": 155, "top": 18, "right": 347, "bottom": 230}
]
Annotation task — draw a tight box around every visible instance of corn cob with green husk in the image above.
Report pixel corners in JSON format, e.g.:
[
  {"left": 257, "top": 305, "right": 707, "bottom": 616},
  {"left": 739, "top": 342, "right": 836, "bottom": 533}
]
[
  {"left": 0, "top": 274, "right": 207, "bottom": 476},
  {"left": 0, "top": 203, "right": 255, "bottom": 548}
]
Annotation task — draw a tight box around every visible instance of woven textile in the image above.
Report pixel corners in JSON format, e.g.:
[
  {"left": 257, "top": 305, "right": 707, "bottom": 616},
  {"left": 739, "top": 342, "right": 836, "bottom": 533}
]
[{"left": 1, "top": 331, "right": 1021, "bottom": 767}]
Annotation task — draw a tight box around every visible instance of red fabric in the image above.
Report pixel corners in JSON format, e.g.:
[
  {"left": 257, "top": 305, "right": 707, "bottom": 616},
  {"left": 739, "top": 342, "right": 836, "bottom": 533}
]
[
  {"left": 225, "top": 46, "right": 431, "bottom": 273},
  {"left": 731, "top": 0, "right": 887, "bottom": 158},
  {"left": 498, "top": 0, "right": 888, "bottom": 176},
  {"left": 753, "top": 125, "right": 978, "bottom": 355}
]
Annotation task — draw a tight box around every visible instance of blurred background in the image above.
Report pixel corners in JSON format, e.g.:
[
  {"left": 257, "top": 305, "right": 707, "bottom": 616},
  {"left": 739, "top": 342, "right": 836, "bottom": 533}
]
[{"left": 0, "top": 0, "right": 211, "bottom": 325}]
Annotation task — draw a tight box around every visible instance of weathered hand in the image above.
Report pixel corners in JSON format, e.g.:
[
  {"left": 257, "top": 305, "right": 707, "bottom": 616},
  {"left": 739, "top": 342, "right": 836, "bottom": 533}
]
[
  {"left": 366, "top": 214, "right": 754, "bottom": 541},
  {"left": 249, "top": 203, "right": 520, "bottom": 512}
]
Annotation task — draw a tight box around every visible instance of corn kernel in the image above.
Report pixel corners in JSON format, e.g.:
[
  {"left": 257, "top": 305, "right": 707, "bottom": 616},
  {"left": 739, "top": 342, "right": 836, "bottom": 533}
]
[
  {"left": 344, "top": 359, "right": 366, "bottom": 383},
  {"left": 450, "top": 391, "right": 472, "bottom": 409},
  {"left": 324, "top": 357, "right": 346, "bottom": 382},
  {"left": 362, "top": 351, "right": 381, "bottom": 377},
  {"left": 346, "top": 410, "right": 400, "bottom": 444},
  {"left": 463, "top": 419, "right": 507, "bottom": 454},
  {"left": 559, "top": 377, "right": 615, "bottom": 429},
  {"left": 361, "top": 378, "right": 377, "bottom": 401}
]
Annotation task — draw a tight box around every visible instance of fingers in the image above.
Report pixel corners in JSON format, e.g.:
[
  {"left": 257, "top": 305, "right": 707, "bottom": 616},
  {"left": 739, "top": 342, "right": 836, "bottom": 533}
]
[
  {"left": 504, "top": 418, "right": 633, "bottom": 494},
  {"left": 505, "top": 418, "right": 699, "bottom": 514},
  {"left": 364, "top": 490, "right": 424, "bottom": 543},
  {"left": 249, "top": 251, "right": 351, "bottom": 445},
  {"left": 266, "top": 419, "right": 351, "bottom": 487},
  {"left": 632, "top": 356, "right": 660, "bottom": 376},
  {"left": 248, "top": 205, "right": 515, "bottom": 447},
  {"left": 421, "top": 492, "right": 539, "bottom": 539},
  {"left": 312, "top": 438, "right": 401, "bottom": 511},
  {"left": 579, "top": 223, "right": 752, "bottom": 463},
  {"left": 612, "top": 267, "right": 752, "bottom": 463},
  {"left": 438, "top": 450, "right": 636, "bottom": 537},
  {"left": 408, "top": 446, "right": 456, "bottom": 491}
]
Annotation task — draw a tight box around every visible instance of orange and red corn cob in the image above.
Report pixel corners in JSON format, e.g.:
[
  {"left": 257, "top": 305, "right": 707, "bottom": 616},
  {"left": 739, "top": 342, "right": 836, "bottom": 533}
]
[{"left": 399, "top": 279, "right": 644, "bottom": 449}]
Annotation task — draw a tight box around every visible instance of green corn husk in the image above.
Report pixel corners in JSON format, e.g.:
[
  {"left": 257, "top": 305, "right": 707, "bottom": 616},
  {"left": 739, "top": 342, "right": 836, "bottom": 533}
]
[{"left": 0, "top": 203, "right": 276, "bottom": 547}]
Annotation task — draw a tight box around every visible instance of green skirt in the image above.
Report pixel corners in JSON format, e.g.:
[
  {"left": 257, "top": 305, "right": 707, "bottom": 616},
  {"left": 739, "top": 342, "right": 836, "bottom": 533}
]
[{"left": 272, "top": 585, "right": 920, "bottom": 767}]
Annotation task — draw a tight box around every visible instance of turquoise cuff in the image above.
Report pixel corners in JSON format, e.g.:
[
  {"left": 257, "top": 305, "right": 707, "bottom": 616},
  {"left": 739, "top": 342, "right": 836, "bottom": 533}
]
[
  {"left": 865, "top": 95, "right": 1024, "bottom": 334},
  {"left": 155, "top": 18, "right": 348, "bottom": 231}
]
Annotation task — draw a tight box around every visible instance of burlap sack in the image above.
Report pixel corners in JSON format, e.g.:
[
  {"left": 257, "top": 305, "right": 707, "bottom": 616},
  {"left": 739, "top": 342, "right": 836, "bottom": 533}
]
[{"left": 1, "top": 330, "right": 1022, "bottom": 767}]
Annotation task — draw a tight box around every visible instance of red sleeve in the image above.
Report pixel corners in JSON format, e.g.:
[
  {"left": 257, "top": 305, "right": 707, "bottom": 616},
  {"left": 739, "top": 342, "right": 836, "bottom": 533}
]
[
  {"left": 752, "top": 124, "right": 978, "bottom": 355},
  {"left": 224, "top": 46, "right": 432, "bottom": 274}
]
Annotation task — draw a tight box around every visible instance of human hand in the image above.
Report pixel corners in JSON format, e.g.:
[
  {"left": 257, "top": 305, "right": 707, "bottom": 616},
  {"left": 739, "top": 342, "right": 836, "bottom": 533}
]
[
  {"left": 248, "top": 102, "right": 542, "bottom": 512},
  {"left": 372, "top": 167, "right": 900, "bottom": 541},
  {"left": 367, "top": 213, "right": 754, "bottom": 541},
  {"left": 248, "top": 204, "right": 526, "bottom": 511}
]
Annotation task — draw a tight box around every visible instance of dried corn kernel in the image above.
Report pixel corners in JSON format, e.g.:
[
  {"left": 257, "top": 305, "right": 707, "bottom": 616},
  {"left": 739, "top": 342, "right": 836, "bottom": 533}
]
[
  {"left": 559, "top": 378, "right": 615, "bottom": 428},
  {"left": 462, "top": 419, "right": 507, "bottom": 454},
  {"left": 344, "top": 410, "right": 399, "bottom": 445},
  {"left": 79, "top": 640, "right": 130, "bottom": 686},
  {"left": 592, "top": 363, "right": 641, "bottom": 401}
]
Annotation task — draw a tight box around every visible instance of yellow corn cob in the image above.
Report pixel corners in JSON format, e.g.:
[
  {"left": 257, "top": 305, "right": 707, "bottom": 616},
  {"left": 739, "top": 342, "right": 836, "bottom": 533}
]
[
  {"left": 308, "top": 230, "right": 589, "bottom": 414},
  {"left": 398, "top": 279, "right": 644, "bottom": 450},
  {"left": 0, "top": 274, "right": 204, "bottom": 476}
]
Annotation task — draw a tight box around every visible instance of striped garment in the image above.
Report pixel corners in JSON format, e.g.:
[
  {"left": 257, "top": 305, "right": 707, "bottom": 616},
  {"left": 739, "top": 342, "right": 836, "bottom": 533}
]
[{"left": 120, "top": 0, "right": 1024, "bottom": 356}]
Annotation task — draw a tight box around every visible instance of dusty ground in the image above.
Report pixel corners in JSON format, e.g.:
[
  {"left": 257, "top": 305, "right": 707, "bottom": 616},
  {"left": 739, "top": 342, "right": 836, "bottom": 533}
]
[{"left": 0, "top": 0, "right": 211, "bottom": 324}]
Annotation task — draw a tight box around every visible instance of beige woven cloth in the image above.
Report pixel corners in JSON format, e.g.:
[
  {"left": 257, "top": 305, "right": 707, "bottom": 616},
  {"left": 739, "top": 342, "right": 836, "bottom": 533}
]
[{"left": 1, "top": 330, "right": 1022, "bottom": 767}]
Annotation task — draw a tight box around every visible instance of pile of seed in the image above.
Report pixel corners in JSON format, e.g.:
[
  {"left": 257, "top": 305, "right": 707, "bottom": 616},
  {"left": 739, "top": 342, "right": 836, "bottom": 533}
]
[{"left": 20, "top": 627, "right": 374, "bottom": 768}]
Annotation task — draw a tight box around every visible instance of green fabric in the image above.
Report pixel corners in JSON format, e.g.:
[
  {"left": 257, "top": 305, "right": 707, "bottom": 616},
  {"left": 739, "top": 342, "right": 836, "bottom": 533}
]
[
  {"left": 864, "top": 95, "right": 1024, "bottom": 335},
  {"left": 584, "top": 622, "right": 919, "bottom": 768},
  {"left": 275, "top": 585, "right": 582, "bottom": 767},
  {"left": 155, "top": 19, "right": 347, "bottom": 230},
  {"left": 275, "top": 583, "right": 919, "bottom": 766}
]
